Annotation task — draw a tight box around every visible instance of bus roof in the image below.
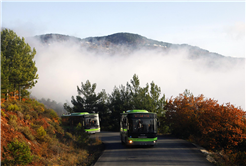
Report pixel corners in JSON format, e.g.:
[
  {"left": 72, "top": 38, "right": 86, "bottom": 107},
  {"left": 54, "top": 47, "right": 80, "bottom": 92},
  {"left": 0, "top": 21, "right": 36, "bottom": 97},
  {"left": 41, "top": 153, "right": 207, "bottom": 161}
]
[
  {"left": 62, "top": 112, "right": 89, "bottom": 117},
  {"left": 126, "top": 110, "right": 149, "bottom": 113},
  {"left": 120, "top": 110, "right": 157, "bottom": 116},
  {"left": 71, "top": 112, "right": 89, "bottom": 115}
]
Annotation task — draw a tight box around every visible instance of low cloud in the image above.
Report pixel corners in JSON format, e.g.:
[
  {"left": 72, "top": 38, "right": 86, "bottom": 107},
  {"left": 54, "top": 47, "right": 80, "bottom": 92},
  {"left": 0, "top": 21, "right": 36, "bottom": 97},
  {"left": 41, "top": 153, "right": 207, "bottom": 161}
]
[{"left": 28, "top": 39, "right": 245, "bottom": 110}]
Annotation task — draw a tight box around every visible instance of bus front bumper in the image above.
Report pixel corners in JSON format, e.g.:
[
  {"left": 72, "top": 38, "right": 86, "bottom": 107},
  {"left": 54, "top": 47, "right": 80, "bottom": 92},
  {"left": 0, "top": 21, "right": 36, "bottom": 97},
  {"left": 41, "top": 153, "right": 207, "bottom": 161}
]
[
  {"left": 85, "top": 128, "right": 100, "bottom": 133},
  {"left": 127, "top": 137, "right": 157, "bottom": 146}
]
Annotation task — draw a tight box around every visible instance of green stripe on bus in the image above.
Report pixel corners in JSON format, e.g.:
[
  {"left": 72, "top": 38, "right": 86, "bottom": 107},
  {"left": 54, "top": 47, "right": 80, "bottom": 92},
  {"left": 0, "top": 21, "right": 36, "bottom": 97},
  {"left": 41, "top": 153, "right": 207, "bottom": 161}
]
[
  {"left": 126, "top": 110, "right": 148, "bottom": 113},
  {"left": 128, "top": 137, "right": 157, "bottom": 142},
  {"left": 85, "top": 128, "right": 100, "bottom": 132},
  {"left": 71, "top": 112, "right": 89, "bottom": 115}
]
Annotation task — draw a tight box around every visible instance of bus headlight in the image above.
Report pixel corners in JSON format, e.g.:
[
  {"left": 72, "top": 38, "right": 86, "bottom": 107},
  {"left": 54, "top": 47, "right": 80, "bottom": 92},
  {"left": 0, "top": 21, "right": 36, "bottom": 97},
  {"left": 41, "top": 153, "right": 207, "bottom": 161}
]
[
  {"left": 153, "top": 141, "right": 156, "bottom": 143},
  {"left": 129, "top": 140, "right": 133, "bottom": 144}
]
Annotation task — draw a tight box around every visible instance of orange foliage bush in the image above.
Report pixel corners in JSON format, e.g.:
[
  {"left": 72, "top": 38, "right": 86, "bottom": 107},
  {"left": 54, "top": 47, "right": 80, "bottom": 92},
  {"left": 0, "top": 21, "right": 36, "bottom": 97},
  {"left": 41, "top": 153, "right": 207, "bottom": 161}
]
[
  {"left": 198, "top": 102, "right": 246, "bottom": 150},
  {"left": 165, "top": 93, "right": 246, "bottom": 152}
]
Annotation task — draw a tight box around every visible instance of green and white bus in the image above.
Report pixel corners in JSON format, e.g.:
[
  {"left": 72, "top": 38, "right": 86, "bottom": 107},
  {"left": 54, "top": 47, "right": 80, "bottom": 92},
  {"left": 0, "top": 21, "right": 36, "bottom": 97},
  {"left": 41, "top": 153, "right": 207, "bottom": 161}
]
[
  {"left": 61, "top": 112, "right": 100, "bottom": 133},
  {"left": 120, "top": 110, "right": 158, "bottom": 146}
]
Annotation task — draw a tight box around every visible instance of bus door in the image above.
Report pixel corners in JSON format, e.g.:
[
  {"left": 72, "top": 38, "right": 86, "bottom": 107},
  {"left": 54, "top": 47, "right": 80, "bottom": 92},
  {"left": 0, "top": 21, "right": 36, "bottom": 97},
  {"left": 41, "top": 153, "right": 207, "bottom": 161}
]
[{"left": 123, "top": 117, "right": 128, "bottom": 133}]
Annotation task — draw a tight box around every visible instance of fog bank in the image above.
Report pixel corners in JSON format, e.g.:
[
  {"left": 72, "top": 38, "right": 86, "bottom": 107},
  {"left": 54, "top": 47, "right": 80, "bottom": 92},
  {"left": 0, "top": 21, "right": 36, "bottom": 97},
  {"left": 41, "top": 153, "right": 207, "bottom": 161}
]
[{"left": 28, "top": 39, "right": 245, "bottom": 110}]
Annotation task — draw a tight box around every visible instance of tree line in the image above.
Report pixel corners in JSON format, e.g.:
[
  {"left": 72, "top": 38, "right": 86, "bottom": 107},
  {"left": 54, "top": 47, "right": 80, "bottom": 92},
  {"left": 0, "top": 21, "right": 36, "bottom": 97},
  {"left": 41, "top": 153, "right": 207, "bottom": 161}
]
[
  {"left": 37, "top": 98, "right": 66, "bottom": 116},
  {"left": 64, "top": 74, "right": 166, "bottom": 131}
]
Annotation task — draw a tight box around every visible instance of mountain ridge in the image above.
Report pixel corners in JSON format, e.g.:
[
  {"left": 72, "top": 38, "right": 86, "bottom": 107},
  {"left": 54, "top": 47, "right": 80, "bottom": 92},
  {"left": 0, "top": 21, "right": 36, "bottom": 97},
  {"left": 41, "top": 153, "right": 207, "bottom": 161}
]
[{"left": 33, "top": 32, "right": 243, "bottom": 61}]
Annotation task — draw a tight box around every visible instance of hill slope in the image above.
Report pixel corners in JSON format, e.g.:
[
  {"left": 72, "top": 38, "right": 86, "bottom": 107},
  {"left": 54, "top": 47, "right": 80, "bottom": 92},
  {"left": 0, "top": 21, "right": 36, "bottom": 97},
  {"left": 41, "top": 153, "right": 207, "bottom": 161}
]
[
  {"left": 33, "top": 32, "right": 244, "bottom": 69},
  {"left": 34, "top": 32, "right": 231, "bottom": 59},
  {"left": 1, "top": 97, "right": 103, "bottom": 165}
]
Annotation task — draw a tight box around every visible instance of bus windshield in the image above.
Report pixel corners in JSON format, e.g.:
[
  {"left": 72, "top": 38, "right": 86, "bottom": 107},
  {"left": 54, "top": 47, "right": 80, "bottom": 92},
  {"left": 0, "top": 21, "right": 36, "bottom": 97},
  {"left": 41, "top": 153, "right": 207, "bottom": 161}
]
[
  {"left": 84, "top": 116, "right": 99, "bottom": 129},
  {"left": 129, "top": 118, "right": 156, "bottom": 133}
]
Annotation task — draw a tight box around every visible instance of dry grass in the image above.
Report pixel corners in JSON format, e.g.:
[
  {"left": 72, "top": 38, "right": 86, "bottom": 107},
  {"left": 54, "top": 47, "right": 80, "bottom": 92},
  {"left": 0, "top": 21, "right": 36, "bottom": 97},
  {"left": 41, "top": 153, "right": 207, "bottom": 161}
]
[
  {"left": 45, "top": 143, "right": 89, "bottom": 166},
  {"left": 1, "top": 97, "right": 105, "bottom": 166}
]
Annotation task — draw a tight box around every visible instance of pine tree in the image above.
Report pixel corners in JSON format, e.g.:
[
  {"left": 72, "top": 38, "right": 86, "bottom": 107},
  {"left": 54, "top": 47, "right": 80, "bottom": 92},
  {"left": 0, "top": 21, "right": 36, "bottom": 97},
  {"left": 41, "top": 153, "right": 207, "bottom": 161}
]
[
  {"left": 67, "top": 80, "right": 104, "bottom": 113},
  {"left": 1, "top": 29, "right": 38, "bottom": 100},
  {"left": 0, "top": 52, "right": 8, "bottom": 97}
]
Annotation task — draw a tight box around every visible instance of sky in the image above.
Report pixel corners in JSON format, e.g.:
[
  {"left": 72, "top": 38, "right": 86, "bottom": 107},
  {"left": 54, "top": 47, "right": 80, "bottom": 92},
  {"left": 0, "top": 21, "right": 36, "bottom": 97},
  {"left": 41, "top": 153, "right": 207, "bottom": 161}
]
[
  {"left": 1, "top": 1, "right": 245, "bottom": 110},
  {"left": 1, "top": 1, "right": 245, "bottom": 58}
]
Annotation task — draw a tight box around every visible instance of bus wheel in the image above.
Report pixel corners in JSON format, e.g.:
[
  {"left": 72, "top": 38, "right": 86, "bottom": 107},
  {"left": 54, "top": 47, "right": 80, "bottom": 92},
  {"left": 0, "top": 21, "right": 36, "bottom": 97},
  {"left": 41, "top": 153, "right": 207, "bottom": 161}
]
[
  {"left": 121, "top": 136, "right": 124, "bottom": 144},
  {"left": 125, "top": 137, "right": 129, "bottom": 147}
]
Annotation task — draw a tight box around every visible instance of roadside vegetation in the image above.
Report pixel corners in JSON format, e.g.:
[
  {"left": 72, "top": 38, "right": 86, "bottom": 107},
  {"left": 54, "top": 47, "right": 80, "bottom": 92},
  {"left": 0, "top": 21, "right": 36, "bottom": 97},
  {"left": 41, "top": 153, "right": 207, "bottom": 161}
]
[
  {"left": 164, "top": 91, "right": 246, "bottom": 166},
  {"left": 1, "top": 94, "right": 104, "bottom": 166}
]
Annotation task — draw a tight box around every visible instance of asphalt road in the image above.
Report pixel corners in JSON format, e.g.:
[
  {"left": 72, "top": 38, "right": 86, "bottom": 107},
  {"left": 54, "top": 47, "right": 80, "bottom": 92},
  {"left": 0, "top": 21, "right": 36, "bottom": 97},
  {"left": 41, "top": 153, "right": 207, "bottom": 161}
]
[{"left": 92, "top": 131, "right": 214, "bottom": 166}]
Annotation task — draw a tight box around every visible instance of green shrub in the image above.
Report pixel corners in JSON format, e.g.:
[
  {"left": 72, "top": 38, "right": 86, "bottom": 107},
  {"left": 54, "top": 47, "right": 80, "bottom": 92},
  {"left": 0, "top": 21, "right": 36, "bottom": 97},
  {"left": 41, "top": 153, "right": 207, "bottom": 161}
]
[
  {"left": 31, "top": 100, "right": 39, "bottom": 107},
  {"left": 75, "top": 123, "right": 90, "bottom": 147},
  {"left": 45, "top": 125, "right": 56, "bottom": 135},
  {"left": 43, "top": 135, "right": 52, "bottom": 143},
  {"left": 1, "top": 103, "right": 5, "bottom": 108},
  {"left": 19, "top": 126, "right": 35, "bottom": 141},
  {"left": 34, "top": 120, "right": 44, "bottom": 126},
  {"left": 43, "top": 109, "right": 58, "bottom": 119},
  {"left": 48, "top": 120, "right": 64, "bottom": 135},
  {"left": 2, "top": 102, "right": 12, "bottom": 110},
  {"left": 24, "top": 114, "right": 30, "bottom": 120},
  {"left": 8, "top": 119, "right": 18, "bottom": 130},
  {"left": 158, "top": 125, "right": 170, "bottom": 134},
  {"left": 1, "top": 110, "right": 6, "bottom": 117},
  {"left": 30, "top": 123, "right": 41, "bottom": 130},
  {"left": 30, "top": 111, "right": 38, "bottom": 119},
  {"left": 8, "top": 115, "right": 18, "bottom": 131},
  {"left": 31, "top": 101, "right": 45, "bottom": 114},
  {"left": 9, "top": 114, "right": 17, "bottom": 121},
  {"left": 34, "top": 105, "right": 45, "bottom": 114},
  {"left": 21, "top": 105, "right": 31, "bottom": 114},
  {"left": 2, "top": 139, "right": 33, "bottom": 166},
  {"left": 36, "top": 126, "right": 51, "bottom": 143},
  {"left": 24, "top": 99, "right": 32, "bottom": 104},
  {"left": 49, "top": 109, "right": 58, "bottom": 119},
  {"left": 36, "top": 126, "right": 46, "bottom": 139},
  {"left": 7, "top": 104, "right": 20, "bottom": 112},
  {"left": 65, "top": 132, "right": 74, "bottom": 140}
]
